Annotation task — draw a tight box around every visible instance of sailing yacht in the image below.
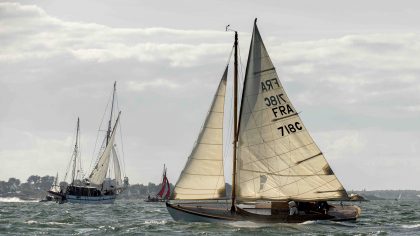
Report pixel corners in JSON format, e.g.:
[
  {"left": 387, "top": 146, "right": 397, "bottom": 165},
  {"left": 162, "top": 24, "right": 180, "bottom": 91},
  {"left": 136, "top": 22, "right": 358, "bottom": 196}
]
[
  {"left": 40, "top": 173, "right": 60, "bottom": 202},
  {"left": 166, "top": 19, "right": 361, "bottom": 223},
  {"left": 145, "top": 165, "right": 171, "bottom": 202},
  {"left": 49, "top": 82, "right": 128, "bottom": 204}
]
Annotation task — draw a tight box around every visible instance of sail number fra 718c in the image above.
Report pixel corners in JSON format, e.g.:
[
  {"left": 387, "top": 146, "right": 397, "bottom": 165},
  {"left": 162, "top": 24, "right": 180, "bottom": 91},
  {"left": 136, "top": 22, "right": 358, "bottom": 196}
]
[
  {"left": 261, "top": 78, "right": 295, "bottom": 118},
  {"left": 277, "top": 122, "right": 302, "bottom": 136}
]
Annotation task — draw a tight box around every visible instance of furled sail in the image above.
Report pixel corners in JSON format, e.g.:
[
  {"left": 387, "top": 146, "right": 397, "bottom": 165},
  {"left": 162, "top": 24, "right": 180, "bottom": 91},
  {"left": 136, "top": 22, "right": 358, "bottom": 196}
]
[
  {"left": 236, "top": 22, "right": 348, "bottom": 201},
  {"left": 111, "top": 145, "right": 122, "bottom": 187},
  {"left": 173, "top": 67, "right": 228, "bottom": 200},
  {"left": 89, "top": 113, "right": 121, "bottom": 186}
]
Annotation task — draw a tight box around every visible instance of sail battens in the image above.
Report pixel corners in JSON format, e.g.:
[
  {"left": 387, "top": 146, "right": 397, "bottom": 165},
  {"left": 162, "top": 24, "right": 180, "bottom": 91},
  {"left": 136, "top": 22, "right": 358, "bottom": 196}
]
[
  {"left": 254, "top": 67, "right": 275, "bottom": 75},
  {"left": 296, "top": 153, "right": 323, "bottom": 164},
  {"left": 172, "top": 66, "right": 228, "bottom": 200},
  {"left": 238, "top": 141, "right": 317, "bottom": 168},
  {"left": 236, "top": 23, "right": 348, "bottom": 201},
  {"left": 271, "top": 113, "right": 299, "bottom": 122},
  {"left": 238, "top": 175, "right": 344, "bottom": 200},
  {"left": 316, "top": 190, "right": 346, "bottom": 193}
]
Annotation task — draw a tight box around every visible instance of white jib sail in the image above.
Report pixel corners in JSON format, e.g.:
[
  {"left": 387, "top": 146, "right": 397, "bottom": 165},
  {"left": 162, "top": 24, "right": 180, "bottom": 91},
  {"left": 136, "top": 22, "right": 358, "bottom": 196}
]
[
  {"left": 236, "top": 22, "right": 348, "bottom": 201},
  {"left": 173, "top": 67, "right": 228, "bottom": 200},
  {"left": 112, "top": 145, "right": 122, "bottom": 187},
  {"left": 89, "top": 113, "right": 120, "bottom": 186}
]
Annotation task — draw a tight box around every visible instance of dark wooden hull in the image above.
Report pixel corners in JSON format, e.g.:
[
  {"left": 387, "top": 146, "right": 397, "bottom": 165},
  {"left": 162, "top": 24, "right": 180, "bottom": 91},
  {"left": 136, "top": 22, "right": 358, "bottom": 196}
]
[{"left": 166, "top": 202, "right": 361, "bottom": 223}]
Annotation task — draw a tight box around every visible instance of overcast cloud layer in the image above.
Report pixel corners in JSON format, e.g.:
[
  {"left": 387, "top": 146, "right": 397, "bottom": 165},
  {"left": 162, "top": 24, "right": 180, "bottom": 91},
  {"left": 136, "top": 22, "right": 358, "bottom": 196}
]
[{"left": 1, "top": 2, "right": 420, "bottom": 190}]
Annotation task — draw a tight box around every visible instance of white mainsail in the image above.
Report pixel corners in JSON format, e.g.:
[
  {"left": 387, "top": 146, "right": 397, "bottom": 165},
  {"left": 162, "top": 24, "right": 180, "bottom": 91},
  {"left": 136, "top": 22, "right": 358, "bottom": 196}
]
[
  {"left": 236, "top": 22, "right": 348, "bottom": 201},
  {"left": 89, "top": 112, "right": 121, "bottom": 186},
  {"left": 111, "top": 145, "right": 122, "bottom": 187},
  {"left": 173, "top": 67, "right": 228, "bottom": 200},
  {"left": 50, "top": 173, "right": 60, "bottom": 193}
]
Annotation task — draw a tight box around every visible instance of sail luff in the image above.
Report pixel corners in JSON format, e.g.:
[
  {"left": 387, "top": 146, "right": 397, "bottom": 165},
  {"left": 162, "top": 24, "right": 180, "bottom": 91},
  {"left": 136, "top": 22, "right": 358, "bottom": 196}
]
[
  {"left": 231, "top": 31, "right": 239, "bottom": 211},
  {"left": 111, "top": 145, "right": 122, "bottom": 187},
  {"left": 172, "top": 67, "right": 228, "bottom": 200},
  {"left": 71, "top": 118, "right": 80, "bottom": 185},
  {"left": 236, "top": 21, "right": 348, "bottom": 201},
  {"left": 106, "top": 81, "right": 117, "bottom": 146}
]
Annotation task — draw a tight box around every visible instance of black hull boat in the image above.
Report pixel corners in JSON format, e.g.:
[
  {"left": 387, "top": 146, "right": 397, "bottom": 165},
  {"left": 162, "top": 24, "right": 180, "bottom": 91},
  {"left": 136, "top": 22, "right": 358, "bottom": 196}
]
[
  {"left": 144, "top": 198, "right": 166, "bottom": 203},
  {"left": 166, "top": 201, "right": 360, "bottom": 223},
  {"left": 48, "top": 186, "right": 117, "bottom": 204},
  {"left": 166, "top": 19, "right": 362, "bottom": 224}
]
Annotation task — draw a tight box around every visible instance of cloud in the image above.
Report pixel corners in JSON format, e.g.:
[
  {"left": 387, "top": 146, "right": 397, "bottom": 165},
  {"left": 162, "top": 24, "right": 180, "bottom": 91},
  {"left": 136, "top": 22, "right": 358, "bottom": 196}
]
[
  {"left": 0, "top": 2, "right": 231, "bottom": 67},
  {"left": 313, "top": 128, "right": 420, "bottom": 190},
  {"left": 127, "top": 79, "right": 180, "bottom": 91},
  {"left": 314, "top": 130, "right": 366, "bottom": 159}
]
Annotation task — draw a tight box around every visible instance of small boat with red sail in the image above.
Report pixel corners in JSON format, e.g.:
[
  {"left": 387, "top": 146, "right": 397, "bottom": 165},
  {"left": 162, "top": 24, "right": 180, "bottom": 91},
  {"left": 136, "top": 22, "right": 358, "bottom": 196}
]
[{"left": 145, "top": 165, "right": 171, "bottom": 202}]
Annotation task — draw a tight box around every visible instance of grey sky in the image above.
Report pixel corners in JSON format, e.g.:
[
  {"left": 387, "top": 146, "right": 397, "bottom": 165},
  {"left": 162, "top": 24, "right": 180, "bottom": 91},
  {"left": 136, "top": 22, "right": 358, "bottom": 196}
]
[{"left": 1, "top": 1, "right": 420, "bottom": 190}]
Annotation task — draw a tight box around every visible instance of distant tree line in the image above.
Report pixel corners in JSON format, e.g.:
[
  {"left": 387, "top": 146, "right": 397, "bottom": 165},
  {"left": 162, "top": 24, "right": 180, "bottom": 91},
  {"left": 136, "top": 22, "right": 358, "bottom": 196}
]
[{"left": 0, "top": 175, "right": 55, "bottom": 199}]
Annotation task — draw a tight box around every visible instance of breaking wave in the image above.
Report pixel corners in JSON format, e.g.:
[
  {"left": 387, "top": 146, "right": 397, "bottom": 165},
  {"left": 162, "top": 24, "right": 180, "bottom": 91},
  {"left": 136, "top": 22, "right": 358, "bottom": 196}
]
[{"left": 0, "top": 197, "right": 38, "bottom": 203}]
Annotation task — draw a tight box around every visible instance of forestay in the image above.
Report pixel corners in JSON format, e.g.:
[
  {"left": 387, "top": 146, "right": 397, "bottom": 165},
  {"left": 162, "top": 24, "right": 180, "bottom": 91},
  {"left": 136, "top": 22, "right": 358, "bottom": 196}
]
[
  {"left": 89, "top": 113, "right": 120, "bottom": 186},
  {"left": 236, "top": 22, "right": 348, "bottom": 201},
  {"left": 173, "top": 67, "right": 228, "bottom": 200}
]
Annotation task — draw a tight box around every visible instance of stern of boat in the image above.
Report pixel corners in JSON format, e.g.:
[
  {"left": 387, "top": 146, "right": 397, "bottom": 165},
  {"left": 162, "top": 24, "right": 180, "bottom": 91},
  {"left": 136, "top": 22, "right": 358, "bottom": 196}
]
[{"left": 328, "top": 204, "right": 361, "bottom": 221}]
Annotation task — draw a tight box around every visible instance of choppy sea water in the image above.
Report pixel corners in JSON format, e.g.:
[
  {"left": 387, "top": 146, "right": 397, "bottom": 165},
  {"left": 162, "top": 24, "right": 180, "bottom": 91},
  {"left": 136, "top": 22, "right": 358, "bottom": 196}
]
[{"left": 0, "top": 198, "right": 419, "bottom": 235}]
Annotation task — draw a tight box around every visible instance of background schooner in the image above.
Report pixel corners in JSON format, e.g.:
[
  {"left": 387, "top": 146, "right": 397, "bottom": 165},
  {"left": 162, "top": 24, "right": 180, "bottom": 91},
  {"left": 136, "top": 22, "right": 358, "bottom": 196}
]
[{"left": 48, "top": 82, "right": 128, "bottom": 204}]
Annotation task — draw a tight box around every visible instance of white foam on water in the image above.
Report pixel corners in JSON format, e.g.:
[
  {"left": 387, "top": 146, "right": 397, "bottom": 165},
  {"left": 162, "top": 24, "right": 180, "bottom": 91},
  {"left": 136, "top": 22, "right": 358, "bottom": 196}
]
[
  {"left": 401, "top": 224, "right": 420, "bottom": 229},
  {"left": 0, "top": 197, "right": 38, "bottom": 203},
  {"left": 46, "top": 222, "right": 73, "bottom": 226},
  {"left": 227, "top": 221, "right": 270, "bottom": 228},
  {"left": 144, "top": 220, "right": 166, "bottom": 225},
  {"left": 299, "top": 220, "right": 317, "bottom": 225},
  {"left": 25, "top": 220, "right": 38, "bottom": 225}
]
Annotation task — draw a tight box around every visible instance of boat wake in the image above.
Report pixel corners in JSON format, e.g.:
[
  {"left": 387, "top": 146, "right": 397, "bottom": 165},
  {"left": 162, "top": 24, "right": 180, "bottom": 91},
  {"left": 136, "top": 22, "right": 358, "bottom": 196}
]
[
  {"left": 227, "top": 221, "right": 271, "bottom": 228},
  {"left": 299, "top": 220, "right": 317, "bottom": 225},
  {"left": 0, "top": 197, "right": 38, "bottom": 203}
]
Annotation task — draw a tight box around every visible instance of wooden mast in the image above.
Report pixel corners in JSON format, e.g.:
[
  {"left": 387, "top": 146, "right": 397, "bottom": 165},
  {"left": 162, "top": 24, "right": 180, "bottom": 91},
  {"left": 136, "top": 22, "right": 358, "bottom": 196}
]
[
  {"left": 231, "top": 31, "right": 238, "bottom": 212},
  {"left": 71, "top": 117, "right": 80, "bottom": 185},
  {"left": 106, "top": 81, "right": 116, "bottom": 146}
]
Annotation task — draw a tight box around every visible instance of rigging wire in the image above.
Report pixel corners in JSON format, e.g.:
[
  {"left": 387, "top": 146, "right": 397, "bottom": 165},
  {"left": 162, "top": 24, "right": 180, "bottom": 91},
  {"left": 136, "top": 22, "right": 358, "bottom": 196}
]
[
  {"left": 209, "top": 45, "right": 234, "bottom": 198},
  {"left": 88, "top": 89, "right": 113, "bottom": 174},
  {"left": 77, "top": 124, "right": 84, "bottom": 180},
  {"left": 115, "top": 90, "right": 127, "bottom": 178},
  {"left": 63, "top": 120, "right": 78, "bottom": 183}
]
